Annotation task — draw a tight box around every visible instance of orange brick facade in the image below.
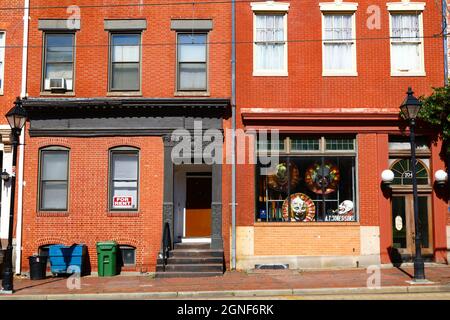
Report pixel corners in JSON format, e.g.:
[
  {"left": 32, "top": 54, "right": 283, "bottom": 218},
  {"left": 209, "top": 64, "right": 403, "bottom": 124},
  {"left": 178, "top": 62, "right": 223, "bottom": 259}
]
[
  {"left": 17, "top": 0, "right": 232, "bottom": 273},
  {"left": 0, "top": 0, "right": 448, "bottom": 274},
  {"left": 235, "top": 0, "right": 449, "bottom": 268}
]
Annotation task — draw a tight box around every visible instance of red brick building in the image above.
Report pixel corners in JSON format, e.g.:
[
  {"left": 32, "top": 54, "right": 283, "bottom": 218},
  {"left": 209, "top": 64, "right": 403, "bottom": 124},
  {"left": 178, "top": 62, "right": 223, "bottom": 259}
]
[
  {"left": 4, "top": 0, "right": 450, "bottom": 277},
  {"left": 19, "top": 0, "right": 232, "bottom": 276},
  {"left": 234, "top": 0, "right": 449, "bottom": 269},
  {"left": 0, "top": 0, "right": 26, "bottom": 273}
]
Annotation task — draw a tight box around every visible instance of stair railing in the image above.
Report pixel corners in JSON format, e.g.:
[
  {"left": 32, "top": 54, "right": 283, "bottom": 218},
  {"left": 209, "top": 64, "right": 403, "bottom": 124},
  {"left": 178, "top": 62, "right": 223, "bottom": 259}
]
[{"left": 161, "top": 222, "right": 172, "bottom": 272}]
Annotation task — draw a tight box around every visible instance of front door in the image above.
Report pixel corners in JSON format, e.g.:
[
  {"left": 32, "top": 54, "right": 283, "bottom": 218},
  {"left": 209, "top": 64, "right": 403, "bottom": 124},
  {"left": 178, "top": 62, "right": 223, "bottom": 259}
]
[
  {"left": 185, "top": 175, "right": 212, "bottom": 237},
  {"left": 391, "top": 194, "right": 433, "bottom": 262}
]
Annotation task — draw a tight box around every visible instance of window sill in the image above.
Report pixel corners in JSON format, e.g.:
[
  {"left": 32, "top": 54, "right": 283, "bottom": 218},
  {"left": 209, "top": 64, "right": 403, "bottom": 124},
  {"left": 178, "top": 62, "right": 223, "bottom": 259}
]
[
  {"left": 390, "top": 71, "right": 426, "bottom": 77},
  {"left": 174, "top": 91, "right": 210, "bottom": 97},
  {"left": 253, "top": 71, "right": 288, "bottom": 77},
  {"left": 37, "top": 211, "right": 70, "bottom": 217},
  {"left": 40, "top": 91, "right": 76, "bottom": 97},
  {"left": 322, "top": 71, "right": 358, "bottom": 77},
  {"left": 107, "top": 91, "right": 142, "bottom": 97},
  {"left": 107, "top": 211, "right": 140, "bottom": 217},
  {"left": 254, "top": 221, "right": 360, "bottom": 227}
]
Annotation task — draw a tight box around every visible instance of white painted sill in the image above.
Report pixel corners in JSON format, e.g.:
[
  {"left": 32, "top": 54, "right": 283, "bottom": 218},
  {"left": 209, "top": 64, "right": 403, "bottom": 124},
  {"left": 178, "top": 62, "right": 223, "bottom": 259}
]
[
  {"left": 390, "top": 71, "right": 426, "bottom": 77},
  {"left": 253, "top": 70, "right": 288, "bottom": 77},
  {"left": 322, "top": 71, "right": 358, "bottom": 77}
]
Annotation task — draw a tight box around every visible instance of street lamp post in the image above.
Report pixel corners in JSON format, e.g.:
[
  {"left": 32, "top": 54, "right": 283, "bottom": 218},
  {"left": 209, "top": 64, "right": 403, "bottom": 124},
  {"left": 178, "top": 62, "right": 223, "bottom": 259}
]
[
  {"left": 400, "top": 87, "right": 426, "bottom": 281},
  {"left": 1, "top": 97, "right": 27, "bottom": 294}
]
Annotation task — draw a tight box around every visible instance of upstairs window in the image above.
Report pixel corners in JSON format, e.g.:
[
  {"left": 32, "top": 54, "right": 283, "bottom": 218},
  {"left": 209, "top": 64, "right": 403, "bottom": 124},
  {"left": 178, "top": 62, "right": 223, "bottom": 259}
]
[
  {"left": 253, "top": 14, "right": 287, "bottom": 76},
  {"left": 389, "top": 8, "right": 425, "bottom": 76},
  {"left": 39, "top": 148, "right": 69, "bottom": 211},
  {"left": 109, "top": 34, "right": 141, "bottom": 91},
  {"left": 177, "top": 33, "right": 207, "bottom": 91},
  {"left": 251, "top": 1, "right": 290, "bottom": 76},
  {"left": 43, "top": 33, "right": 75, "bottom": 92},
  {"left": 322, "top": 14, "right": 356, "bottom": 76},
  {"left": 0, "top": 32, "right": 5, "bottom": 94}
]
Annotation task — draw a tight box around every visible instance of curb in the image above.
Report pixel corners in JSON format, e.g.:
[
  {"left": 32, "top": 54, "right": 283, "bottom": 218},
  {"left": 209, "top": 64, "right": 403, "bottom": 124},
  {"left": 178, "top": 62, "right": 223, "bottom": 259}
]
[{"left": 1, "top": 284, "right": 450, "bottom": 300}]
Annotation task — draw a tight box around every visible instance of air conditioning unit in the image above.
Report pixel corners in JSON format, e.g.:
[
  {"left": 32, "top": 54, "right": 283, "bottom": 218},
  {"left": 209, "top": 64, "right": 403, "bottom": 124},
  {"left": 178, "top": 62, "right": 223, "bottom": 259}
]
[{"left": 44, "top": 78, "right": 67, "bottom": 91}]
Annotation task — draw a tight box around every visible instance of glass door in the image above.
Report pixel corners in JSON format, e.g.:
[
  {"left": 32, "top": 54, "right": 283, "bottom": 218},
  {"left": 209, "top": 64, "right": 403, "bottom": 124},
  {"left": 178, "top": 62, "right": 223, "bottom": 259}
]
[{"left": 391, "top": 194, "right": 433, "bottom": 261}]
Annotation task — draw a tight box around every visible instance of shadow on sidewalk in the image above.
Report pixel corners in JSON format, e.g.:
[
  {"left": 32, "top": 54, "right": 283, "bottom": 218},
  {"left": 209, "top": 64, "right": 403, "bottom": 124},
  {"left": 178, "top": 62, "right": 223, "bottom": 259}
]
[{"left": 13, "top": 277, "right": 68, "bottom": 293}]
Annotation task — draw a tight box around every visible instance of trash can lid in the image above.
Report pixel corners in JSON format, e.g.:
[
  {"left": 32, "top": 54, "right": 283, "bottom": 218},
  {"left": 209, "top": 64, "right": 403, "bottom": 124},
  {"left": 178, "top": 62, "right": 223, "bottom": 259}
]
[{"left": 96, "top": 241, "right": 118, "bottom": 248}]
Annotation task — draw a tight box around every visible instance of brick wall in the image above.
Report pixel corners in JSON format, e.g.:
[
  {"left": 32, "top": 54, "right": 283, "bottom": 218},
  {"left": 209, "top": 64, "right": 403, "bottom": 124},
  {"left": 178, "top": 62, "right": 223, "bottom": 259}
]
[
  {"left": 0, "top": 0, "right": 23, "bottom": 122},
  {"left": 236, "top": 0, "right": 444, "bottom": 110},
  {"left": 21, "top": 135, "right": 164, "bottom": 272},
  {"left": 26, "top": 0, "right": 231, "bottom": 98},
  {"left": 254, "top": 224, "right": 360, "bottom": 256}
]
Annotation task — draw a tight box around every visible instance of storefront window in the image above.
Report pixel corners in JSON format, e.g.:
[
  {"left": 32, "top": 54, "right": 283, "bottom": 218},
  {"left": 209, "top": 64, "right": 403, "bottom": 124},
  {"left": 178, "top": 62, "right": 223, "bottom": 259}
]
[{"left": 256, "top": 136, "right": 357, "bottom": 222}]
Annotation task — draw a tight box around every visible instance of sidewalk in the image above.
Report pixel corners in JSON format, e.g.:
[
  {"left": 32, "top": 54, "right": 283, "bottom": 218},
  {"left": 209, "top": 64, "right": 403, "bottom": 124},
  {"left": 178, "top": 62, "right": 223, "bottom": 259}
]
[{"left": 2, "top": 265, "right": 450, "bottom": 299}]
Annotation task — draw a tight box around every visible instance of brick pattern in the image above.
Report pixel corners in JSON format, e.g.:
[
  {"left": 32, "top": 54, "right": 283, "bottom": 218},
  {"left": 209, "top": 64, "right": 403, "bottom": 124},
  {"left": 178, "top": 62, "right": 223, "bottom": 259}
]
[
  {"left": 19, "top": 0, "right": 232, "bottom": 272},
  {"left": 358, "top": 133, "right": 380, "bottom": 226},
  {"left": 254, "top": 224, "right": 360, "bottom": 256},
  {"left": 235, "top": 0, "right": 444, "bottom": 110},
  {"left": 21, "top": 135, "right": 164, "bottom": 272},
  {"left": 25, "top": 1, "right": 231, "bottom": 98},
  {"left": 0, "top": 0, "right": 23, "bottom": 123}
]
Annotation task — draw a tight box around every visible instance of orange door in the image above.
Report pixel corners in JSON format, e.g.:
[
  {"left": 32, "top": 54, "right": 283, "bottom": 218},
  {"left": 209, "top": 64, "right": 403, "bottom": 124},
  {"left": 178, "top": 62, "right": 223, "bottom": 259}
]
[{"left": 185, "top": 176, "right": 211, "bottom": 237}]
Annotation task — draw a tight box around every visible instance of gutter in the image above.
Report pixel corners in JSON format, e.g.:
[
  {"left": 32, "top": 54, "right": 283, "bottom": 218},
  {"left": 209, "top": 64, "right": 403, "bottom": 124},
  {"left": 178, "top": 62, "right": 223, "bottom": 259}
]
[
  {"left": 15, "top": 0, "right": 30, "bottom": 274},
  {"left": 231, "top": 0, "right": 236, "bottom": 269}
]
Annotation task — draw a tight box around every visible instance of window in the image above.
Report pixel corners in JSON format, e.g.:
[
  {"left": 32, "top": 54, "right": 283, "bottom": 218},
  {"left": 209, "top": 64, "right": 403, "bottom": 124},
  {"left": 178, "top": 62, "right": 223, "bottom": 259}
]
[
  {"left": 251, "top": 1, "right": 289, "bottom": 76},
  {"left": 109, "top": 148, "right": 139, "bottom": 211},
  {"left": 0, "top": 32, "right": 5, "bottom": 94},
  {"left": 390, "top": 159, "right": 429, "bottom": 186},
  {"left": 253, "top": 14, "right": 287, "bottom": 76},
  {"left": 39, "top": 148, "right": 69, "bottom": 211},
  {"left": 43, "top": 33, "right": 75, "bottom": 91},
  {"left": 390, "top": 12, "right": 424, "bottom": 75},
  {"left": 119, "top": 245, "right": 136, "bottom": 266},
  {"left": 256, "top": 136, "right": 357, "bottom": 222},
  {"left": 109, "top": 33, "right": 141, "bottom": 91},
  {"left": 322, "top": 13, "right": 357, "bottom": 76},
  {"left": 177, "top": 33, "right": 207, "bottom": 91}
]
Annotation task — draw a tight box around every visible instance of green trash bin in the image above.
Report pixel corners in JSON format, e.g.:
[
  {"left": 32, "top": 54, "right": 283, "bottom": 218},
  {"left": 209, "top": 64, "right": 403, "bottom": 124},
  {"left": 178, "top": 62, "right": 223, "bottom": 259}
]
[{"left": 96, "top": 241, "right": 118, "bottom": 277}]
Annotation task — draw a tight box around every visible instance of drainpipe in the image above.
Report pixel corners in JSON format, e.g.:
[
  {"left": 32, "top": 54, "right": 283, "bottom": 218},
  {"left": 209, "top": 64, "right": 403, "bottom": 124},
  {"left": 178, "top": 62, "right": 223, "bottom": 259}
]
[
  {"left": 15, "top": 0, "right": 30, "bottom": 274},
  {"left": 443, "top": 0, "right": 448, "bottom": 86},
  {"left": 231, "top": 0, "right": 237, "bottom": 270}
]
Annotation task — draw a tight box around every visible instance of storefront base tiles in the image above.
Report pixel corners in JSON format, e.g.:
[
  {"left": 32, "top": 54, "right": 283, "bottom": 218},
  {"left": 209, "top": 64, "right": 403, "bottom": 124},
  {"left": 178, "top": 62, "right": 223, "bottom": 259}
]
[{"left": 234, "top": 225, "right": 383, "bottom": 270}]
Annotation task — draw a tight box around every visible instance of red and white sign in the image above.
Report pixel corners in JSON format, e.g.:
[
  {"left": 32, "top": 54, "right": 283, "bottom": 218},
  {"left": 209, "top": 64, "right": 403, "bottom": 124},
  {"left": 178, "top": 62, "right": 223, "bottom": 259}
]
[{"left": 113, "top": 196, "right": 133, "bottom": 208}]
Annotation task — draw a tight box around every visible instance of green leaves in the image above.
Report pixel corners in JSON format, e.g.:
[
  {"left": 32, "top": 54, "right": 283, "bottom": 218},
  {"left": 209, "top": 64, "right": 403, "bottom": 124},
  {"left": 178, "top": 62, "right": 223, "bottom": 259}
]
[{"left": 419, "top": 85, "right": 450, "bottom": 145}]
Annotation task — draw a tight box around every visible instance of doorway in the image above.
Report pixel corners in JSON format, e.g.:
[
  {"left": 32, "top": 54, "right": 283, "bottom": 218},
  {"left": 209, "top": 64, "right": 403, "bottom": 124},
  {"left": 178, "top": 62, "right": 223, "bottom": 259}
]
[
  {"left": 185, "top": 174, "right": 212, "bottom": 238},
  {"left": 391, "top": 194, "right": 433, "bottom": 262},
  {"left": 173, "top": 165, "right": 212, "bottom": 243}
]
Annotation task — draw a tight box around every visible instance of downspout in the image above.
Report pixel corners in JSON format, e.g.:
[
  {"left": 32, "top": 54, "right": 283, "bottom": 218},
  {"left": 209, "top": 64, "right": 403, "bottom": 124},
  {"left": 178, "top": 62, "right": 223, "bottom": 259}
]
[
  {"left": 443, "top": 0, "right": 448, "bottom": 86},
  {"left": 231, "top": 0, "right": 237, "bottom": 269},
  {"left": 15, "top": 0, "right": 29, "bottom": 274}
]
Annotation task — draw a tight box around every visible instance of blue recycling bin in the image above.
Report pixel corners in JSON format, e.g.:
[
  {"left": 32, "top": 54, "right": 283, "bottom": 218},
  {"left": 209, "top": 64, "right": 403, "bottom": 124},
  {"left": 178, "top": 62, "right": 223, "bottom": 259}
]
[{"left": 48, "top": 244, "right": 87, "bottom": 275}]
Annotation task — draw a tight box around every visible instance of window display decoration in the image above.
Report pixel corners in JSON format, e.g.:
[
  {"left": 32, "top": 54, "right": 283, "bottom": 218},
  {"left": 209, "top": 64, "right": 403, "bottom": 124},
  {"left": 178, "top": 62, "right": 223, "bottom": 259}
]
[
  {"left": 325, "top": 200, "right": 355, "bottom": 222},
  {"left": 304, "top": 161, "right": 340, "bottom": 194},
  {"left": 282, "top": 193, "right": 316, "bottom": 222},
  {"left": 267, "top": 162, "right": 300, "bottom": 192}
]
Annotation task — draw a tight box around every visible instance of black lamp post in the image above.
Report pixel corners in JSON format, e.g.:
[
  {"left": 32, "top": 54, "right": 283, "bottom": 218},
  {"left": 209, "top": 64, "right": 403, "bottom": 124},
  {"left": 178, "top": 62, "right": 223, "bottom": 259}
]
[
  {"left": 1, "top": 97, "right": 27, "bottom": 294},
  {"left": 400, "top": 87, "right": 426, "bottom": 281}
]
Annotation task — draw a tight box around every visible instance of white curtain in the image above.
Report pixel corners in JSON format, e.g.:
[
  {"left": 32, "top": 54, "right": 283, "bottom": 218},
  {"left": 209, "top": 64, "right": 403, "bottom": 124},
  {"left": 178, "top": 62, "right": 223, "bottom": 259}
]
[
  {"left": 391, "top": 14, "right": 420, "bottom": 71},
  {"left": 255, "top": 15, "right": 284, "bottom": 70},
  {"left": 324, "top": 43, "right": 352, "bottom": 70},
  {"left": 323, "top": 15, "right": 353, "bottom": 71},
  {"left": 0, "top": 33, "right": 4, "bottom": 87}
]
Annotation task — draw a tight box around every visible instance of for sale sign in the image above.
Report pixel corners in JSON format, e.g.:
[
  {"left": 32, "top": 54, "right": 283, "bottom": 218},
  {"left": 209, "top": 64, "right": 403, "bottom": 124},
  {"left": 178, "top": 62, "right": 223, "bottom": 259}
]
[{"left": 113, "top": 196, "right": 133, "bottom": 208}]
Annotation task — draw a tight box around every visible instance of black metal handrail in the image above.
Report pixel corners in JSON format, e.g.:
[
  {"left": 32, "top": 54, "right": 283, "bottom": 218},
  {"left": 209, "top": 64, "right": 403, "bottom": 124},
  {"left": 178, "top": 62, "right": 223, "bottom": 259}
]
[{"left": 161, "top": 222, "right": 171, "bottom": 272}]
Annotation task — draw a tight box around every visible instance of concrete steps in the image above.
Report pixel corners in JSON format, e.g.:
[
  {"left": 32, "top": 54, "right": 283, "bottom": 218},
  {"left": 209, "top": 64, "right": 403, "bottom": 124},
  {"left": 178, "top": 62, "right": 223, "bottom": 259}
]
[{"left": 156, "top": 242, "right": 224, "bottom": 278}]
